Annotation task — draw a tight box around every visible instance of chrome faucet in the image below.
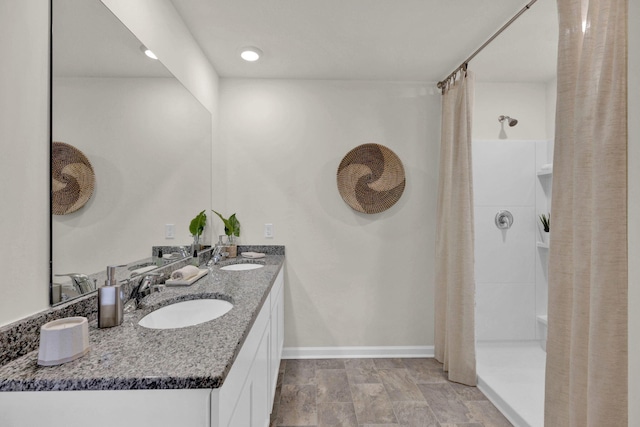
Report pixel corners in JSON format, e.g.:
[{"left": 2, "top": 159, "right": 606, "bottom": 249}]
[
  {"left": 130, "top": 272, "right": 165, "bottom": 306},
  {"left": 55, "top": 273, "right": 97, "bottom": 294},
  {"left": 207, "top": 236, "right": 229, "bottom": 266}
]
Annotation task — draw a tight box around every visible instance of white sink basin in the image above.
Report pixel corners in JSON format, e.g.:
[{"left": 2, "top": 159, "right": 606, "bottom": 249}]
[
  {"left": 138, "top": 299, "right": 233, "bottom": 330},
  {"left": 220, "top": 263, "right": 264, "bottom": 271}
]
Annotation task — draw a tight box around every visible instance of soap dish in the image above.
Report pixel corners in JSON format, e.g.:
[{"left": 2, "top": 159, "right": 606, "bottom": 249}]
[{"left": 38, "top": 317, "right": 90, "bottom": 366}]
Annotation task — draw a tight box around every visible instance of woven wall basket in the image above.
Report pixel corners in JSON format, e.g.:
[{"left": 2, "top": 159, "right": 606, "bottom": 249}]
[
  {"left": 52, "top": 142, "right": 95, "bottom": 215},
  {"left": 337, "top": 143, "right": 405, "bottom": 214}
]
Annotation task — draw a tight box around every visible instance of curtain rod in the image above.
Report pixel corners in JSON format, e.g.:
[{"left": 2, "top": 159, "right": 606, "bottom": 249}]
[{"left": 436, "top": 0, "right": 538, "bottom": 90}]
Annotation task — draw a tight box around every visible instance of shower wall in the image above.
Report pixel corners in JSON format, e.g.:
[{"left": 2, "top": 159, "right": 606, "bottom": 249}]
[
  {"left": 472, "top": 82, "right": 554, "bottom": 343},
  {"left": 473, "top": 140, "right": 541, "bottom": 340}
]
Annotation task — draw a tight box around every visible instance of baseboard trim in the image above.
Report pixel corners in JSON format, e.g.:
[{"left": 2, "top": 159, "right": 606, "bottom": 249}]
[{"left": 282, "top": 346, "right": 434, "bottom": 359}]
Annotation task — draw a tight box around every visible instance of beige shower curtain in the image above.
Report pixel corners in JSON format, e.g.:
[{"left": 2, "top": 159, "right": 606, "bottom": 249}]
[
  {"left": 434, "top": 71, "right": 476, "bottom": 386},
  {"left": 545, "top": 0, "right": 628, "bottom": 425}
]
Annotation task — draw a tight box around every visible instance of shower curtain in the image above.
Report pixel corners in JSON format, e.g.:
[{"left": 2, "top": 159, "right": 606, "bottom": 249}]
[
  {"left": 434, "top": 71, "right": 476, "bottom": 386},
  {"left": 545, "top": 0, "right": 628, "bottom": 425}
]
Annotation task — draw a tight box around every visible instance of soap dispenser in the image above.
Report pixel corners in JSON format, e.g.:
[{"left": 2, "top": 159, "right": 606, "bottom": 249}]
[{"left": 98, "top": 265, "right": 125, "bottom": 328}]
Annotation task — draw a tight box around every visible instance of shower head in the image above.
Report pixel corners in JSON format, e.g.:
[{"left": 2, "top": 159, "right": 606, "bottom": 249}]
[{"left": 498, "top": 115, "right": 518, "bottom": 127}]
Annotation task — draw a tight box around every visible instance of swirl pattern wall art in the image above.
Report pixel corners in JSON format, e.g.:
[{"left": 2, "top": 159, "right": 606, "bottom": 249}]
[
  {"left": 337, "top": 143, "right": 405, "bottom": 214},
  {"left": 52, "top": 142, "right": 95, "bottom": 215}
]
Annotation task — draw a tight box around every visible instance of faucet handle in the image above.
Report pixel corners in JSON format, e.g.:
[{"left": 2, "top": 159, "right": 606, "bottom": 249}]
[{"left": 151, "top": 284, "right": 166, "bottom": 293}]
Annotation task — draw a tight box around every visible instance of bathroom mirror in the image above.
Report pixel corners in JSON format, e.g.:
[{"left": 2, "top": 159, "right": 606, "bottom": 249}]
[{"left": 51, "top": 0, "right": 212, "bottom": 304}]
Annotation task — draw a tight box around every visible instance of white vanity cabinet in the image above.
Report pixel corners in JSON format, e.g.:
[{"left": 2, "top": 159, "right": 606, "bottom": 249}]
[
  {"left": 269, "top": 267, "right": 285, "bottom": 404},
  {"left": 0, "top": 266, "right": 285, "bottom": 427},
  {"left": 216, "top": 266, "right": 284, "bottom": 427}
]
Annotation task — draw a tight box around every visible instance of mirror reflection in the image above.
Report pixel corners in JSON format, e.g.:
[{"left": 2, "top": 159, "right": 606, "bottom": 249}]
[{"left": 51, "top": 0, "right": 212, "bottom": 304}]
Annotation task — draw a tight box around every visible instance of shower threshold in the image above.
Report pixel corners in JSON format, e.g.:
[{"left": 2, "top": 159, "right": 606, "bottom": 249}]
[{"left": 476, "top": 341, "right": 546, "bottom": 427}]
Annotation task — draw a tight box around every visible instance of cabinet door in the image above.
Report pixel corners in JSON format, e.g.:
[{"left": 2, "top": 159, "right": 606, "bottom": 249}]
[
  {"left": 251, "top": 321, "right": 271, "bottom": 427},
  {"left": 227, "top": 324, "right": 268, "bottom": 427},
  {"left": 227, "top": 379, "right": 252, "bottom": 427},
  {"left": 277, "top": 282, "right": 284, "bottom": 359},
  {"left": 269, "top": 280, "right": 284, "bottom": 405}
]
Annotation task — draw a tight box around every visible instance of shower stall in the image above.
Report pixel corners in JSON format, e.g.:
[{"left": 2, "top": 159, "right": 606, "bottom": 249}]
[{"left": 472, "top": 136, "right": 553, "bottom": 427}]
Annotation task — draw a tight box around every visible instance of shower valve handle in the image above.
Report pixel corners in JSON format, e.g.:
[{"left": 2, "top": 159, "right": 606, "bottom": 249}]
[{"left": 495, "top": 210, "right": 514, "bottom": 229}]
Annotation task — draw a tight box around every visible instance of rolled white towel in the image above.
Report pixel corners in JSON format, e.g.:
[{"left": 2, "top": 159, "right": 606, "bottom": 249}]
[
  {"left": 241, "top": 252, "right": 265, "bottom": 259},
  {"left": 170, "top": 265, "right": 200, "bottom": 280}
]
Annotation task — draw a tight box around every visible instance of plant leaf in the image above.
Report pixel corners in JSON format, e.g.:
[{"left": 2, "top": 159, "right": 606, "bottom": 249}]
[
  {"left": 228, "top": 213, "right": 241, "bottom": 237},
  {"left": 189, "top": 210, "right": 207, "bottom": 236},
  {"left": 213, "top": 210, "right": 232, "bottom": 236}
]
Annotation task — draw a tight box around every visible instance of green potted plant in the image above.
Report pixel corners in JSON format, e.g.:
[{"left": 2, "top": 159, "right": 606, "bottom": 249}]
[
  {"left": 213, "top": 210, "right": 241, "bottom": 257},
  {"left": 539, "top": 213, "right": 550, "bottom": 245},
  {"left": 189, "top": 210, "right": 207, "bottom": 252}
]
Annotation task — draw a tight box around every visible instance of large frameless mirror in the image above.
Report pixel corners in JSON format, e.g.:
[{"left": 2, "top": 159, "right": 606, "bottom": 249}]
[{"left": 51, "top": 0, "right": 212, "bottom": 305}]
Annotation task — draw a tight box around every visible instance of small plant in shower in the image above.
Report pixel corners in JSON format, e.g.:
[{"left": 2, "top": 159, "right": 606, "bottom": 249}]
[
  {"left": 212, "top": 210, "right": 241, "bottom": 244},
  {"left": 189, "top": 210, "right": 207, "bottom": 251},
  {"left": 539, "top": 213, "right": 550, "bottom": 232},
  {"left": 539, "top": 213, "right": 550, "bottom": 245}
]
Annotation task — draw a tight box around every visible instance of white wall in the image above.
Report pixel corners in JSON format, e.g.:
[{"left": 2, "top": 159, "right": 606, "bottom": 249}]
[
  {"left": 219, "top": 80, "right": 440, "bottom": 348},
  {"left": 100, "top": 0, "right": 222, "bottom": 242},
  {"left": 0, "top": 0, "right": 51, "bottom": 325},
  {"left": 628, "top": 0, "right": 639, "bottom": 424},
  {"left": 474, "top": 82, "right": 548, "bottom": 140},
  {"left": 545, "top": 78, "right": 557, "bottom": 140},
  {"left": 52, "top": 77, "right": 211, "bottom": 277},
  {"left": 473, "top": 140, "right": 548, "bottom": 341},
  {"left": 0, "top": 0, "right": 218, "bottom": 327}
]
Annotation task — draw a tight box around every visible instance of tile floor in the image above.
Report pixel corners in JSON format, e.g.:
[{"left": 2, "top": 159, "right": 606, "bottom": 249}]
[{"left": 270, "top": 358, "right": 513, "bottom": 427}]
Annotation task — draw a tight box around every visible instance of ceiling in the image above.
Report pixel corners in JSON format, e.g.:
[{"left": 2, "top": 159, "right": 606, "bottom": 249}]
[
  {"left": 169, "top": 0, "right": 558, "bottom": 83},
  {"left": 53, "top": 0, "right": 171, "bottom": 78}
]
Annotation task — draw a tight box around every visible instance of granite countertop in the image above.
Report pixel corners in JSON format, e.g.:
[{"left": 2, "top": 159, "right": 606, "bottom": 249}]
[{"left": 0, "top": 255, "right": 284, "bottom": 392}]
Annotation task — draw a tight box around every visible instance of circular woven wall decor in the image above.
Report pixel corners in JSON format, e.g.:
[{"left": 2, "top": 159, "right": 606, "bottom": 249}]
[
  {"left": 52, "top": 142, "right": 95, "bottom": 215},
  {"left": 337, "top": 143, "right": 405, "bottom": 214}
]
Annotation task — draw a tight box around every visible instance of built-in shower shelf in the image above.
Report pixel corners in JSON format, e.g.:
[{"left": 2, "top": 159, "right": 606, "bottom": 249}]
[
  {"left": 536, "top": 242, "right": 549, "bottom": 249},
  {"left": 536, "top": 169, "right": 553, "bottom": 177}
]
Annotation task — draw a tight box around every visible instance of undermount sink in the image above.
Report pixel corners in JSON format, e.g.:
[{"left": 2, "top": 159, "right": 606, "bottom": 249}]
[
  {"left": 220, "top": 263, "right": 264, "bottom": 271},
  {"left": 138, "top": 299, "right": 233, "bottom": 330}
]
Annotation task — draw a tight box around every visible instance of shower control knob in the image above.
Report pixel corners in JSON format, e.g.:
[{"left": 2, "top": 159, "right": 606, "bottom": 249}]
[{"left": 495, "top": 210, "right": 514, "bottom": 229}]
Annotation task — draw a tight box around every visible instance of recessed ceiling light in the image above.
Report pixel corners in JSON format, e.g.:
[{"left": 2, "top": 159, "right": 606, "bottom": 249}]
[
  {"left": 240, "top": 47, "right": 262, "bottom": 62},
  {"left": 140, "top": 45, "right": 158, "bottom": 60}
]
